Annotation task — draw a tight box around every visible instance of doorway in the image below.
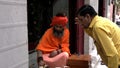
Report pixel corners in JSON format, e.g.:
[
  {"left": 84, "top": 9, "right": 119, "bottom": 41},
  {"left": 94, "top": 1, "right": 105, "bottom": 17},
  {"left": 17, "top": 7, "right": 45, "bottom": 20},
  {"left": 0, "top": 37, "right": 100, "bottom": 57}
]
[{"left": 27, "top": 0, "right": 53, "bottom": 51}]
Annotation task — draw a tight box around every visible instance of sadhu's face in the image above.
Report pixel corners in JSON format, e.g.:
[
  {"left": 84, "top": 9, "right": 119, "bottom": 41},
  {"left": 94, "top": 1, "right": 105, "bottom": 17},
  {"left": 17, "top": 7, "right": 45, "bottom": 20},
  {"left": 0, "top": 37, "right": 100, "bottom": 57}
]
[{"left": 53, "top": 24, "right": 64, "bottom": 38}]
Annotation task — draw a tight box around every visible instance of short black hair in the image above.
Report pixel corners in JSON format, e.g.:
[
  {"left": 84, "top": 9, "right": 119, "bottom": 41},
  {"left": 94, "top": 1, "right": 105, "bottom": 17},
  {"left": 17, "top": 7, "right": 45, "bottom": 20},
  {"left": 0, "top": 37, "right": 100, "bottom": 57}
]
[{"left": 77, "top": 4, "right": 97, "bottom": 17}]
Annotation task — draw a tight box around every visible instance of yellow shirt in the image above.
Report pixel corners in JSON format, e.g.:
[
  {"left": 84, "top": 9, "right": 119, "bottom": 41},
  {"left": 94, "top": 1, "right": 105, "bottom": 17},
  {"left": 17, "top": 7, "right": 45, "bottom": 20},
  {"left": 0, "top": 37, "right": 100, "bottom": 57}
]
[{"left": 85, "top": 15, "right": 120, "bottom": 68}]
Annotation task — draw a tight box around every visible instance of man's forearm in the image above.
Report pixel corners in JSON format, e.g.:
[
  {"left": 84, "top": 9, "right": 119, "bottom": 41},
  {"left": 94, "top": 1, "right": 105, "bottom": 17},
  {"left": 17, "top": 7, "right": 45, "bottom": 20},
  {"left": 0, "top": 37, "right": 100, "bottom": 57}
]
[
  {"left": 37, "top": 50, "right": 45, "bottom": 66},
  {"left": 37, "top": 50, "right": 43, "bottom": 57}
]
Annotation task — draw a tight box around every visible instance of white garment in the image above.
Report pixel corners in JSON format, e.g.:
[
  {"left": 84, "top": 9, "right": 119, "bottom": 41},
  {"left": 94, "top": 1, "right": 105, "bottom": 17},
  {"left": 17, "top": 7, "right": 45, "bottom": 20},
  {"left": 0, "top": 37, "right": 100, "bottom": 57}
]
[{"left": 115, "top": 14, "right": 120, "bottom": 22}]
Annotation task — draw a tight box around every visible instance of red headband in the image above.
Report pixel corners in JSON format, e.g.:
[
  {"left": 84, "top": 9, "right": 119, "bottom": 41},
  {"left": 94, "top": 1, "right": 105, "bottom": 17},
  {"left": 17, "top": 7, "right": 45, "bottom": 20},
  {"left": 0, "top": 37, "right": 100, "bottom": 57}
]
[{"left": 50, "top": 16, "right": 68, "bottom": 26}]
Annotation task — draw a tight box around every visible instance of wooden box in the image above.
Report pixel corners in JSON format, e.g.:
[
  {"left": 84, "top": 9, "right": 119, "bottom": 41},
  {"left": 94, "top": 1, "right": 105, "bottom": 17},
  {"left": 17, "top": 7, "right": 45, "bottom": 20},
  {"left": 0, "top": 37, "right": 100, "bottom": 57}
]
[{"left": 67, "top": 54, "right": 91, "bottom": 68}]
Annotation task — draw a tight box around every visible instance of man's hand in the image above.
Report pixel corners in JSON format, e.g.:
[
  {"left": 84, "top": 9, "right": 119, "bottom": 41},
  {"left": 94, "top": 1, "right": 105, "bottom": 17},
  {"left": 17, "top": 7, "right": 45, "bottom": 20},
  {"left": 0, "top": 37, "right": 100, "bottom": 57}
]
[
  {"left": 75, "top": 17, "right": 80, "bottom": 24},
  {"left": 49, "top": 50, "right": 58, "bottom": 58},
  {"left": 49, "top": 49, "right": 62, "bottom": 58},
  {"left": 38, "top": 57, "right": 45, "bottom": 66}
]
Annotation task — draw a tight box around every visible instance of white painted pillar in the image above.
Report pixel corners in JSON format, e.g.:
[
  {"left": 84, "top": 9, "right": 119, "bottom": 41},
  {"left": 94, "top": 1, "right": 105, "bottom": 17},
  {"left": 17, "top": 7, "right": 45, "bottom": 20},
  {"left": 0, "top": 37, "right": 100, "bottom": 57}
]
[
  {"left": 0, "top": 0, "right": 28, "bottom": 68},
  {"left": 84, "top": 0, "right": 98, "bottom": 54}
]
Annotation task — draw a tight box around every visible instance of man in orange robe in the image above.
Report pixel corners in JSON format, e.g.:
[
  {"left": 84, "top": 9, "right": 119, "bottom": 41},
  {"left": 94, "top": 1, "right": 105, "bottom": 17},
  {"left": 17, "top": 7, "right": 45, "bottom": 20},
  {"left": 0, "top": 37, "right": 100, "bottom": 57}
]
[{"left": 36, "top": 12, "right": 70, "bottom": 68}]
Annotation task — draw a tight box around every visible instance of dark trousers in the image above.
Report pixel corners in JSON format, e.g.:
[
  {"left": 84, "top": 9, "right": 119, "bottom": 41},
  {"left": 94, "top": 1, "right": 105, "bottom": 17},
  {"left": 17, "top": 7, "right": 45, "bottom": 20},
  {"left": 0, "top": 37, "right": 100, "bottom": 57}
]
[{"left": 119, "top": 65, "right": 120, "bottom": 68}]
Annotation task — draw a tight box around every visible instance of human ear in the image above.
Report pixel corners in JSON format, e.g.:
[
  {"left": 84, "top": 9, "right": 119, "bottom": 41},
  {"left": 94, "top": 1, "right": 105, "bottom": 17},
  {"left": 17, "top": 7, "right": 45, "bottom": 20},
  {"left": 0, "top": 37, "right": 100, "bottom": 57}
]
[{"left": 85, "top": 14, "right": 90, "bottom": 19}]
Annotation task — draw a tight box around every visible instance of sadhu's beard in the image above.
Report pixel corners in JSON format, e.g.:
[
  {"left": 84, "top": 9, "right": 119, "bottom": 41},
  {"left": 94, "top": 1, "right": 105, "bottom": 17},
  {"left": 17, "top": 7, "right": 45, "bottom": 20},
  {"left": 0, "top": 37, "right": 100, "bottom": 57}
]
[{"left": 53, "top": 27, "right": 64, "bottom": 38}]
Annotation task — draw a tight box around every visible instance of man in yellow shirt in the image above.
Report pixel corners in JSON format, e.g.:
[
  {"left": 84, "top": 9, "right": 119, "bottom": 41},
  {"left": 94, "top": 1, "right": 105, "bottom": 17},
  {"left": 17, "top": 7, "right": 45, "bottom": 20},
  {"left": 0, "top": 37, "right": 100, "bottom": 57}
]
[{"left": 75, "top": 4, "right": 120, "bottom": 68}]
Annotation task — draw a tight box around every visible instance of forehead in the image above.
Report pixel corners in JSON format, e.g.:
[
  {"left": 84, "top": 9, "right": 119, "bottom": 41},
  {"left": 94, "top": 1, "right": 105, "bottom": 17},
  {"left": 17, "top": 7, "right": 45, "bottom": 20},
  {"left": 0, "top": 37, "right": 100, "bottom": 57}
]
[{"left": 54, "top": 24, "right": 64, "bottom": 28}]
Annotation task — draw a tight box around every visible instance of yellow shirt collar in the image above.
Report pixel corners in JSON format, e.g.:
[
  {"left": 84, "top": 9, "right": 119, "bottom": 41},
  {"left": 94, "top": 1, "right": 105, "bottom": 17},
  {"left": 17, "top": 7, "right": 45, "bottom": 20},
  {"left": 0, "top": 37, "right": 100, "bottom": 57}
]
[{"left": 89, "top": 15, "right": 99, "bottom": 28}]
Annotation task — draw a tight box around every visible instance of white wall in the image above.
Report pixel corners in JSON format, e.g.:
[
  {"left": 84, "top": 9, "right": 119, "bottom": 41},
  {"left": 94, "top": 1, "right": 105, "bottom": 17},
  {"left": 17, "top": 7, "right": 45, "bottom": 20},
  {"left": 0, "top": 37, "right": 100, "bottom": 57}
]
[{"left": 0, "top": 0, "right": 28, "bottom": 68}]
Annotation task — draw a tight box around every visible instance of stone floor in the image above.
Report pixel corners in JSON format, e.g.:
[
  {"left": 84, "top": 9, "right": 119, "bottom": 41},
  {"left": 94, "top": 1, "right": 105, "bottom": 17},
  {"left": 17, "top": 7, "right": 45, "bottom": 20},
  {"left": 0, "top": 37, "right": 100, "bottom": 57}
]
[{"left": 29, "top": 50, "right": 38, "bottom": 68}]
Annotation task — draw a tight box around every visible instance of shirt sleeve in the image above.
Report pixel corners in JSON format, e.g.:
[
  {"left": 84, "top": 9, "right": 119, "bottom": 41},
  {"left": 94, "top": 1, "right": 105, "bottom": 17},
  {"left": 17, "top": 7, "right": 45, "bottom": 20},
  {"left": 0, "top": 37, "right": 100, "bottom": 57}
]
[{"left": 94, "top": 27, "right": 119, "bottom": 68}]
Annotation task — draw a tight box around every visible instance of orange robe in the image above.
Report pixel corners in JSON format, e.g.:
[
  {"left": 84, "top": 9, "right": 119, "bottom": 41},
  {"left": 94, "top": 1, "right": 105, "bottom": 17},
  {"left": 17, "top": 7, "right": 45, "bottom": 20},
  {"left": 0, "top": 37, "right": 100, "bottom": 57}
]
[{"left": 36, "top": 27, "right": 70, "bottom": 55}]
